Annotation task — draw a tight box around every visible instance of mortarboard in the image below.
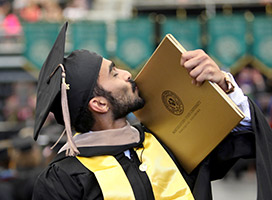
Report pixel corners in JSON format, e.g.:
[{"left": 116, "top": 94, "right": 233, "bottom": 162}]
[{"left": 33, "top": 22, "right": 102, "bottom": 156}]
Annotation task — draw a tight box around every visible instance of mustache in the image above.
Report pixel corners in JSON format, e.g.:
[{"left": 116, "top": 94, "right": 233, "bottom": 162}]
[{"left": 129, "top": 79, "right": 137, "bottom": 92}]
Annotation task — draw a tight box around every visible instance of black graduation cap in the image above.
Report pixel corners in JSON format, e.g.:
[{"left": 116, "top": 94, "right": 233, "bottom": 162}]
[{"left": 34, "top": 22, "right": 102, "bottom": 156}]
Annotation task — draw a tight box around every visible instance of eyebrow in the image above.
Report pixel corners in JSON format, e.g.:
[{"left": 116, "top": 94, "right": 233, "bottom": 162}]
[{"left": 109, "top": 62, "right": 115, "bottom": 74}]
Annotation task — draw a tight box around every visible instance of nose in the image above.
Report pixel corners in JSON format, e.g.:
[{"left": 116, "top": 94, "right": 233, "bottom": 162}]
[{"left": 118, "top": 68, "right": 132, "bottom": 81}]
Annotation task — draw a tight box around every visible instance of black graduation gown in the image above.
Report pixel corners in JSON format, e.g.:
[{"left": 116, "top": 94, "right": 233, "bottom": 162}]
[{"left": 32, "top": 99, "right": 272, "bottom": 200}]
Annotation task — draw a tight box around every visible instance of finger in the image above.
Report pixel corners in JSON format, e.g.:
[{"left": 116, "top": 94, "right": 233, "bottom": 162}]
[
  {"left": 180, "top": 54, "right": 187, "bottom": 67},
  {"left": 189, "top": 64, "right": 206, "bottom": 86},
  {"left": 190, "top": 62, "right": 215, "bottom": 83},
  {"left": 183, "top": 57, "right": 203, "bottom": 72},
  {"left": 191, "top": 79, "right": 198, "bottom": 86},
  {"left": 195, "top": 66, "right": 220, "bottom": 83},
  {"left": 182, "top": 50, "right": 208, "bottom": 72},
  {"left": 191, "top": 78, "right": 204, "bottom": 87},
  {"left": 195, "top": 71, "right": 210, "bottom": 83},
  {"left": 182, "top": 49, "right": 205, "bottom": 60},
  {"left": 189, "top": 63, "right": 204, "bottom": 79},
  {"left": 180, "top": 50, "right": 203, "bottom": 67}
]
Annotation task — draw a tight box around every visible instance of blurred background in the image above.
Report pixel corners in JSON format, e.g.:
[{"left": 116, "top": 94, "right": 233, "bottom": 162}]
[{"left": 0, "top": 0, "right": 272, "bottom": 199}]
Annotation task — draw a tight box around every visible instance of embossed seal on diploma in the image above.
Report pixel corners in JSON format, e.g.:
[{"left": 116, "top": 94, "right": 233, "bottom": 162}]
[{"left": 161, "top": 90, "right": 184, "bottom": 115}]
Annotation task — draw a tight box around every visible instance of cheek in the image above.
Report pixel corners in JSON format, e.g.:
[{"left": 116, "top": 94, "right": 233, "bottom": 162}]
[
  {"left": 113, "top": 82, "right": 131, "bottom": 93},
  {"left": 115, "top": 85, "right": 130, "bottom": 97},
  {"left": 98, "top": 80, "right": 115, "bottom": 92},
  {"left": 101, "top": 80, "right": 133, "bottom": 97},
  {"left": 111, "top": 85, "right": 131, "bottom": 101}
]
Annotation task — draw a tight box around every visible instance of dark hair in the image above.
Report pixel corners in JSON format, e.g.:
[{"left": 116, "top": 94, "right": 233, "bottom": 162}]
[
  {"left": 73, "top": 82, "right": 113, "bottom": 133},
  {"left": 73, "top": 106, "right": 94, "bottom": 133}
]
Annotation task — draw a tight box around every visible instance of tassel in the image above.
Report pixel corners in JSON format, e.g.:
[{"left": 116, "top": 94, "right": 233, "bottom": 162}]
[
  {"left": 50, "top": 129, "right": 66, "bottom": 150},
  {"left": 48, "top": 64, "right": 80, "bottom": 156},
  {"left": 61, "top": 70, "right": 80, "bottom": 156}
]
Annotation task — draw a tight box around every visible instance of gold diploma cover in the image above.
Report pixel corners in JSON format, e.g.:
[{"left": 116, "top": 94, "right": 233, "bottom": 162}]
[{"left": 134, "top": 34, "right": 245, "bottom": 173}]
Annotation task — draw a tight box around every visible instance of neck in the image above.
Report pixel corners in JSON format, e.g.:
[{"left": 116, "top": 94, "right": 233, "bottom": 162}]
[{"left": 91, "top": 116, "right": 127, "bottom": 131}]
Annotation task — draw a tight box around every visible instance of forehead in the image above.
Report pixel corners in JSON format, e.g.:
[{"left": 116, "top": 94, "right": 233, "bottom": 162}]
[{"left": 97, "top": 58, "right": 113, "bottom": 82}]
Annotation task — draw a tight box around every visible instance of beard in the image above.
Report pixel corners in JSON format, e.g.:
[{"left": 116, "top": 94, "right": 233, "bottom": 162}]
[
  {"left": 110, "top": 93, "right": 145, "bottom": 120},
  {"left": 97, "top": 80, "right": 145, "bottom": 120}
]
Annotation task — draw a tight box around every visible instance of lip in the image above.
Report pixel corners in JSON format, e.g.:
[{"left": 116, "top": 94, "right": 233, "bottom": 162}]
[
  {"left": 130, "top": 80, "right": 137, "bottom": 93},
  {"left": 132, "top": 85, "right": 137, "bottom": 93}
]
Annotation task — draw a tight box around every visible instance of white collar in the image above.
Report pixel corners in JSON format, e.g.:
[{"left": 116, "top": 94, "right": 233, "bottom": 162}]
[{"left": 58, "top": 121, "right": 140, "bottom": 154}]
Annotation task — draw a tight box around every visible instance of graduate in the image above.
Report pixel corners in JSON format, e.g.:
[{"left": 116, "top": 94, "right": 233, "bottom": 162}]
[{"left": 32, "top": 22, "right": 272, "bottom": 200}]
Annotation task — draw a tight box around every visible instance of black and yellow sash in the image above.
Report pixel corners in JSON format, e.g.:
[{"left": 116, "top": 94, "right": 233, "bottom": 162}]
[{"left": 77, "top": 132, "right": 194, "bottom": 200}]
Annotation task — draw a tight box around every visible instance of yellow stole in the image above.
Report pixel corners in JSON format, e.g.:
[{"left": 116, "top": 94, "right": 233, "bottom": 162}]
[{"left": 77, "top": 132, "right": 194, "bottom": 200}]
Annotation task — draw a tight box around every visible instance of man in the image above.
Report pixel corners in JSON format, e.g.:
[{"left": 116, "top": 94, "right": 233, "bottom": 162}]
[{"left": 32, "top": 22, "right": 272, "bottom": 199}]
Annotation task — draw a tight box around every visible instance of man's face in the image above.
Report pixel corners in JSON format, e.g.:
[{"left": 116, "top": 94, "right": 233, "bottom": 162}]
[{"left": 97, "top": 58, "right": 145, "bottom": 119}]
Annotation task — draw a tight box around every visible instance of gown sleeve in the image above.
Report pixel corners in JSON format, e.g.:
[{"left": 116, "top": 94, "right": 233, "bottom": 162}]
[
  {"left": 249, "top": 98, "right": 272, "bottom": 199},
  {"left": 190, "top": 98, "right": 272, "bottom": 200},
  {"left": 32, "top": 164, "right": 83, "bottom": 200},
  {"left": 32, "top": 156, "right": 103, "bottom": 200}
]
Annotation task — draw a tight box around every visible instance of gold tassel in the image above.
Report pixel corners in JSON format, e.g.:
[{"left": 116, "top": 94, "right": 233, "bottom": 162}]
[
  {"left": 50, "top": 129, "right": 66, "bottom": 150},
  {"left": 49, "top": 64, "right": 80, "bottom": 156},
  {"left": 61, "top": 69, "right": 80, "bottom": 156}
]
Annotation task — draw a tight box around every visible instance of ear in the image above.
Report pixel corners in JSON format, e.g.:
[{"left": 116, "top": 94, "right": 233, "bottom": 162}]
[{"left": 88, "top": 97, "right": 109, "bottom": 113}]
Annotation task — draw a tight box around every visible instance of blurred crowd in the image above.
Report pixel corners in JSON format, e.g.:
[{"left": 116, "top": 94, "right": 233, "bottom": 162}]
[
  {"left": 235, "top": 65, "right": 272, "bottom": 127},
  {"left": 0, "top": 0, "right": 97, "bottom": 38},
  {"left": 0, "top": 77, "right": 65, "bottom": 200},
  {"left": 0, "top": 115, "right": 66, "bottom": 200}
]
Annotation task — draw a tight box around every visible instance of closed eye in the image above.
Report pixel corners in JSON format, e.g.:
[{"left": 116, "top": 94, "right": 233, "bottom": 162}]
[
  {"left": 113, "top": 72, "right": 118, "bottom": 77},
  {"left": 111, "top": 66, "right": 119, "bottom": 77}
]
